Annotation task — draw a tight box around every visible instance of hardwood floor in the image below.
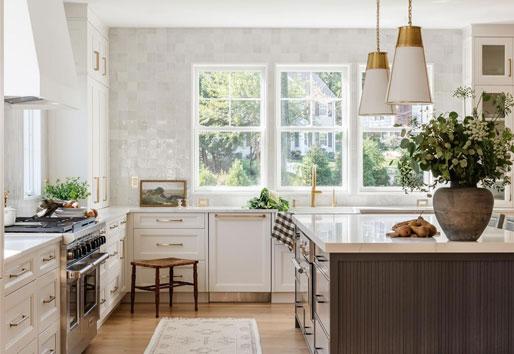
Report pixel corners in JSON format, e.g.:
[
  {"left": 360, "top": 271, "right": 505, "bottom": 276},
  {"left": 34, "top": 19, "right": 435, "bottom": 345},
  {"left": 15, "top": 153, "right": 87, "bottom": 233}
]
[{"left": 85, "top": 303, "right": 308, "bottom": 354}]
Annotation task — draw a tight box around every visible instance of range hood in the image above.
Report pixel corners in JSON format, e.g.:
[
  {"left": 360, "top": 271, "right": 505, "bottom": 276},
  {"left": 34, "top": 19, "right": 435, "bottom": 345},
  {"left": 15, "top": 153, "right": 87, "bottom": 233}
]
[{"left": 4, "top": 0, "right": 79, "bottom": 109}]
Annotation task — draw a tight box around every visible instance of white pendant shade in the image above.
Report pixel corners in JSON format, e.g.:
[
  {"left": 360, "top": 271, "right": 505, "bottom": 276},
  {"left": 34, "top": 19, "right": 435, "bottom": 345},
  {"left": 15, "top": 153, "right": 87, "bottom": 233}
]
[
  {"left": 386, "top": 26, "right": 432, "bottom": 104},
  {"left": 359, "top": 66, "right": 395, "bottom": 116}
]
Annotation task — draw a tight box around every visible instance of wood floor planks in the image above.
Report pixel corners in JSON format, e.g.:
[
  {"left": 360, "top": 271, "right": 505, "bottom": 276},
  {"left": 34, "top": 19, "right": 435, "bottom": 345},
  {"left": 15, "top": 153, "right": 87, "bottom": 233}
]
[{"left": 85, "top": 303, "right": 308, "bottom": 354}]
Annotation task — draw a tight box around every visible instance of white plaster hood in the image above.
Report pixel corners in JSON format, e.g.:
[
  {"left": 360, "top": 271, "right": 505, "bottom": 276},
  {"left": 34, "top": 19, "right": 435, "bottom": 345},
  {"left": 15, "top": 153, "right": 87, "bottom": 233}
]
[{"left": 4, "top": 0, "right": 79, "bottom": 109}]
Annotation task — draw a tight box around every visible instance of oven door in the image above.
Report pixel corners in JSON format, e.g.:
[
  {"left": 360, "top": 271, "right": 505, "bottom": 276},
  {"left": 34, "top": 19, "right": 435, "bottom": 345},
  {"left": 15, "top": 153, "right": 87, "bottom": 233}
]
[
  {"left": 66, "top": 273, "right": 81, "bottom": 332},
  {"left": 81, "top": 265, "right": 98, "bottom": 317}
]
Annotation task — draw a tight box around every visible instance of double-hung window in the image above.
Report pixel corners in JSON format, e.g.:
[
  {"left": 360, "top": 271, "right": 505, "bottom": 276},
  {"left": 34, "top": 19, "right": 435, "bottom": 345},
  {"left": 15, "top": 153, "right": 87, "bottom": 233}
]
[
  {"left": 358, "top": 64, "right": 434, "bottom": 191},
  {"left": 193, "top": 65, "right": 266, "bottom": 190},
  {"left": 24, "top": 110, "right": 42, "bottom": 198},
  {"left": 276, "top": 65, "right": 349, "bottom": 189}
]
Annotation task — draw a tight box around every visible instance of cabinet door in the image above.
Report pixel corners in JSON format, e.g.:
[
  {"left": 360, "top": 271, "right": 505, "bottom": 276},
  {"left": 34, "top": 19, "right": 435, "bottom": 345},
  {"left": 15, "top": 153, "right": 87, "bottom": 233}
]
[
  {"left": 88, "top": 25, "right": 101, "bottom": 79},
  {"left": 208, "top": 213, "right": 271, "bottom": 292},
  {"left": 476, "top": 37, "right": 514, "bottom": 85},
  {"left": 89, "top": 80, "right": 101, "bottom": 209},
  {"left": 99, "top": 35, "right": 109, "bottom": 86},
  {"left": 272, "top": 242, "right": 295, "bottom": 293},
  {"left": 474, "top": 85, "right": 514, "bottom": 204},
  {"left": 98, "top": 83, "right": 109, "bottom": 208}
]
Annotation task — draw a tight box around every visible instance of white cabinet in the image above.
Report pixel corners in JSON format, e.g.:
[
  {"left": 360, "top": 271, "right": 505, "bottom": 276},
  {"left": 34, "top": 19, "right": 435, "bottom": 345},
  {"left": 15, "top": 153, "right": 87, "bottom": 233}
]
[
  {"left": 476, "top": 37, "right": 514, "bottom": 85},
  {"left": 272, "top": 242, "right": 295, "bottom": 293},
  {"left": 48, "top": 3, "right": 110, "bottom": 209},
  {"left": 208, "top": 213, "right": 272, "bottom": 292}
]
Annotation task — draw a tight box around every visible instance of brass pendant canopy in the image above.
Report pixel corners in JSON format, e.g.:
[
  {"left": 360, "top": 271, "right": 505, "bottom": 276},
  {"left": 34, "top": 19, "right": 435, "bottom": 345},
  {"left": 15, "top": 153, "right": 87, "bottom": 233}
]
[{"left": 366, "top": 52, "right": 389, "bottom": 70}]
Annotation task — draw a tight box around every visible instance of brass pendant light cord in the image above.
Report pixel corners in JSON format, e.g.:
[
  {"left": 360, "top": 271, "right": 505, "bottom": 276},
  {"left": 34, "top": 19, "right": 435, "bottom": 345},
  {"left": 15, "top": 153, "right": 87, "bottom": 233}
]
[
  {"left": 376, "top": 0, "right": 380, "bottom": 52},
  {"left": 408, "top": 0, "right": 412, "bottom": 26}
]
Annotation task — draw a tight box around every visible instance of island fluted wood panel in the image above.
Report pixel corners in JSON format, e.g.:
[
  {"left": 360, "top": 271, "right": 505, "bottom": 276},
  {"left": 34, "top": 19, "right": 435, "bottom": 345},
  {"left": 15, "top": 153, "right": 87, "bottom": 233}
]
[{"left": 330, "top": 253, "right": 514, "bottom": 354}]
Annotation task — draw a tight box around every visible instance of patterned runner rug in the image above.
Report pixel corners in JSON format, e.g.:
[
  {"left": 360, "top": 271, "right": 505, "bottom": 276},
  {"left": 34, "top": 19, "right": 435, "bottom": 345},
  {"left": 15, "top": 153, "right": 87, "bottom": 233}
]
[{"left": 144, "top": 318, "right": 263, "bottom": 354}]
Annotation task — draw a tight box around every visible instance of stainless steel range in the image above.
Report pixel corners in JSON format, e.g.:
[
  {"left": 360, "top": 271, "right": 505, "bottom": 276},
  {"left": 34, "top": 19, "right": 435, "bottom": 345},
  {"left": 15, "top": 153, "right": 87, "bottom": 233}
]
[
  {"left": 6, "top": 216, "right": 108, "bottom": 354},
  {"left": 61, "top": 221, "right": 108, "bottom": 354}
]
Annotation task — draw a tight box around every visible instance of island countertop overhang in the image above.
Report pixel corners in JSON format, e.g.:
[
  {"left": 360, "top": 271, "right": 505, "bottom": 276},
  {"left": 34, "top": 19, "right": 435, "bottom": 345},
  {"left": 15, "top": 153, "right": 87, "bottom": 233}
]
[{"left": 293, "top": 213, "right": 514, "bottom": 253}]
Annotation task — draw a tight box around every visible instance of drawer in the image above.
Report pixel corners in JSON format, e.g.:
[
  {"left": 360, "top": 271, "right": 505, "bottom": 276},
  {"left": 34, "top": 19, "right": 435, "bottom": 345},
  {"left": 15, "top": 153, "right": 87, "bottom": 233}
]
[
  {"left": 107, "top": 220, "right": 122, "bottom": 238},
  {"left": 99, "top": 279, "right": 108, "bottom": 319},
  {"left": 8, "top": 339, "right": 37, "bottom": 354},
  {"left": 4, "top": 281, "right": 37, "bottom": 353},
  {"left": 136, "top": 260, "right": 207, "bottom": 293},
  {"left": 37, "top": 244, "right": 59, "bottom": 275},
  {"left": 133, "top": 213, "right": 204, "bottom": 229},
  {"left": 104, "top": 274, "right": 122, "bottom": 309},
  {"left": 134, "top": 228, "right": 206, "bottom": 260},
  {"left": 5, "top": 254, "right": 37, "bottom": 295},
  {"left": 36, "top": 268, "right": 60, "bottom": 333},
  {"left": 38, "top": 321, "right": 59, "bottom": 354},
  {"left": 314, "top": 265, "right": 330, "bottom": 333},
  {"left": 315, "top": 318, "right": 330, "bottom": 354}
]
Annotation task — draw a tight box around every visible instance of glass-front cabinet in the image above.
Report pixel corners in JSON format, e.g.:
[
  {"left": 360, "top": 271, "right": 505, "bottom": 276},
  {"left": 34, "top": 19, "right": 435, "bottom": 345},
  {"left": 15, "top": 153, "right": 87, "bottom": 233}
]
[
  {"left": 476, "top": 37, "right": 514, "bottom": 85},
  {"left": 474, "top": 86, "right": 514, "bottom": 203}
]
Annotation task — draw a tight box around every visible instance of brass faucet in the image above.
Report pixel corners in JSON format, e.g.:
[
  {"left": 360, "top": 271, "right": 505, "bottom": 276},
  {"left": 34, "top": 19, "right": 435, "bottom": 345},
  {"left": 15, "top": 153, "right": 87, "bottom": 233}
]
[{"left": 310, "top": 165, "right": 322, "bottom": 207}]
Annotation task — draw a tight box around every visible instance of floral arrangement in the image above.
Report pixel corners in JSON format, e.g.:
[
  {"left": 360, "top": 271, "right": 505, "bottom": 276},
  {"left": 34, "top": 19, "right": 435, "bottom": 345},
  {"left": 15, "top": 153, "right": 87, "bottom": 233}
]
[
  {"left": 43, "top": 177, "right": 91, "bottom": 201},
  {"left": 397, "top": 87, "right": 514, "bottom": 192}
]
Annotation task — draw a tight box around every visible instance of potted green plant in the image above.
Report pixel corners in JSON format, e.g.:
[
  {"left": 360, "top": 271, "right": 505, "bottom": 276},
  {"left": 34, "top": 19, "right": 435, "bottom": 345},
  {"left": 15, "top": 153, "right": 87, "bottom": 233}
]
[
  {"left": 43, "top": 177, "right": 91, "bottom": 206},
  {"left": 397, "top": 87, "right": 514, "bottom": 241}
]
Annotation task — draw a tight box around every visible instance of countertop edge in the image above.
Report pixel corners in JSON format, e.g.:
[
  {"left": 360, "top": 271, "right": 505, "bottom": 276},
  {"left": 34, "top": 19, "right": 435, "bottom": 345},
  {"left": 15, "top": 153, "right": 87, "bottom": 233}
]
[{"left": 4, "top": 235, "right": 63, "bottom": 264}]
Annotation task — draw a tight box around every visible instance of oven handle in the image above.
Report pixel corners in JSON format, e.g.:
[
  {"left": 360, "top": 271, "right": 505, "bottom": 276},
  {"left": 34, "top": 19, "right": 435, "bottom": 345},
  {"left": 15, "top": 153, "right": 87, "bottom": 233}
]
[
  {"left": 67, "top": 263, "right": 94, "bottom": 280},
  {"left": 291, "top": 258, "right": 305, "bottom": 274},
  {"left": 91, "top": 252, "right": 109, "bottom": 267}
]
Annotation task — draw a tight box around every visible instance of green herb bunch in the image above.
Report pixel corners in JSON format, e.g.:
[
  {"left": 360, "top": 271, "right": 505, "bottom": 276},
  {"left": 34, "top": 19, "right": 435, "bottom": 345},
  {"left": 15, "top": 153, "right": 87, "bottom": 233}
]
[
  {"left": 43, "top": 177, "right": 91, "bottom": 201},
  {"left": 398, "top": 87, "right": 514, "bottom": 192},
  {"left": 247, "top": 188, "right": 289, "bottom": 212}
]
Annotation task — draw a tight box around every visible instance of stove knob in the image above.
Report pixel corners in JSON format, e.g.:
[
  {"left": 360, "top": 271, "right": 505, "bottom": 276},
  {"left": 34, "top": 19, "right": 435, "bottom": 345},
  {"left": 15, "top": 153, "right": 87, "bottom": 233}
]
[
  {"left": 81, "top": 244, "right": 87, "bottom": 254},
  {"left": 92, "top": 238, "right": 98, "bottom": 249},
  {"left": 101, "top": 236, "right": 106, "bottom": 245},
  {"left": 67, "top": 250, "right": 74, "bottom": 261},
  {"left": 87, "top": 242, "right": 92, "bottom": 252},
  {"left": 73, "top": 247, "right": 82, "bottom": 259}
]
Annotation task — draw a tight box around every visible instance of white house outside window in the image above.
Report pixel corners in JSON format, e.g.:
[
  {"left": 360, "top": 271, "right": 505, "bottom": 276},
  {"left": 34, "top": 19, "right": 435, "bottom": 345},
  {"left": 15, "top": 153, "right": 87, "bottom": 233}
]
[
  {"left": 24, "top": 110, "right": 42, "bottom": 198},
  {"left": 276, "top": 65, "right": 349, "bottom": 190},
  {"left": 193, "top": 65, "right": 266, "bottom": 191}
]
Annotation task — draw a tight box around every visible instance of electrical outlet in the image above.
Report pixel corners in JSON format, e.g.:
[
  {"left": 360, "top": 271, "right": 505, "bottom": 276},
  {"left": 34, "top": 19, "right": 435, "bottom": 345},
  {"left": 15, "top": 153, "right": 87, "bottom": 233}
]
[{"left": 131, "top": 176, "right": 139, "bottom": 189}]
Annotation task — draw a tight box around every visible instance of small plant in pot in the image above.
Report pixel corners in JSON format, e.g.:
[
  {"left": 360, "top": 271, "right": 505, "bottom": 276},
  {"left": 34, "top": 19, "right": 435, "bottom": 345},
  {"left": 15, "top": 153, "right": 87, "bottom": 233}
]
[
  {"left": 43, "top": 177, "right": 91, "bottom": 207},
  {"left": 397, "top": 87, "right": 514, "bottom": 241}
]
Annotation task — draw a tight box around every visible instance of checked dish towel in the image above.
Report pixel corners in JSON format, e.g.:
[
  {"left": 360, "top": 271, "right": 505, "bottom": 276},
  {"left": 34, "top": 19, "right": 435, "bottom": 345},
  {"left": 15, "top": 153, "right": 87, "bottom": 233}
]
[{"left": 271, "top": 212, "right": 296, "bottom": 251}]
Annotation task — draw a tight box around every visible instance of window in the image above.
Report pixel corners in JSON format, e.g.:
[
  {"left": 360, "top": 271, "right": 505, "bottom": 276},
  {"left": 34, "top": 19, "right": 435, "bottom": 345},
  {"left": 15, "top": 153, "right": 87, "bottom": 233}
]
[
  {"left": 193, "top": 66, "right": 266, "bottom": 190},
  {"left": 358, "top": 64, "right": 434, "bottom": 191},
  {"left": 277, "top": 66, "right": 349, "bottom": 189},
  {"left": 24, "top": 110, "right": 42, "bottom": 198}
]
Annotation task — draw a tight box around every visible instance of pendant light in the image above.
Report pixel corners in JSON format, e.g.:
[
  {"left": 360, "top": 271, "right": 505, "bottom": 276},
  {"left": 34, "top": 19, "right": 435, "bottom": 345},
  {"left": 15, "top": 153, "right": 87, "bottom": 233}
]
[
  {"left": 386, "top": 0, "right": 432, "bottom": 104},
  {"left": 359, "top": 0, "right": 395, "bottom": 116}
]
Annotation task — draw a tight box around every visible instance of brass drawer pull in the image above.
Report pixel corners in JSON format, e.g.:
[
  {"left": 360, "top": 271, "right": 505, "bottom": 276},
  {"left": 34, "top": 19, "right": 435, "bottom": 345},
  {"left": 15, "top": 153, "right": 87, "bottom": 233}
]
[
  {"left": 9, "top": 267, "right": 28, "bottom": 278},
  {"left": 42, "top": 255, "right": 55, "bottom": 262},
  {"left": 315, "top": 294, "right": 327, "bottom": 304},
  {"left": 315, "top": 255, "right": 328, "bottom": 263},
  {"left": 110, "top": 224, "right": 119, "bottom": 230},
  {"left": 100, "top": 298, "right": 106, "bottom": 305},
  {"left": 110, "top": 286, "right": 119, "bottom": 294},
  {"left": 156, "top": 218, "right": 183, "bottom": 223},
  {"left": 103, "top": 177, "right": 108, "bottom": 202},
  {"left": 43, "top": 295, "right": 56, "bottom": 304},
  {"left": 9, "top": 314, "right": 29, "bottom": 327},
  {"left": 93, "top": 50, "right": 100, "bottom": 71},
  {"left": 121, "top": 220, "right": 127, "bottom": 225},
  {"left": 94, "top": 177, "right": 100, "bottom": 203},
  {"left": 43, "top": 349, "right": 55, "bottom": 354},
  {"left": 156, "top": 243, "right": 183, "bottom": 247},
  {"left": 109, "top": 251, "right": 119, "bottom": 257}
]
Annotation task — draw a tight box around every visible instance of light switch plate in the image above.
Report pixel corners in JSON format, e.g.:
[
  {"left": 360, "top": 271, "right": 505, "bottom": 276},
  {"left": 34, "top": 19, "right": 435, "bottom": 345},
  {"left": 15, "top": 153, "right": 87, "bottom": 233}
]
[{"left": 131, "top": 176, "right": 139, "bottom": 189}]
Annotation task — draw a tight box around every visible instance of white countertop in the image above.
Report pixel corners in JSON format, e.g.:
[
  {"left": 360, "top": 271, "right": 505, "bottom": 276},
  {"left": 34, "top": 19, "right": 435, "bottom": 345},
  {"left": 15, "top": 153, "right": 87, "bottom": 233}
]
[
  {"left": 293, "top": 213, "right": 514, "bottom": 253},
  {"left": 4, "top": 234, "right": 62, "bottom": 263}
]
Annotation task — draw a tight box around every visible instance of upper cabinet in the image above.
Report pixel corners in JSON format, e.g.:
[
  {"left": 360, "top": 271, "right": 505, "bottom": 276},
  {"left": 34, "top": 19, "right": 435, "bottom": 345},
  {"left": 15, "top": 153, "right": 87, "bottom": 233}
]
[
  {"left": 476, "top": 37, "right": 514, "bottom": 85},
  {"left": 47, "top": 3, "right": 110, "bottom": 209}
]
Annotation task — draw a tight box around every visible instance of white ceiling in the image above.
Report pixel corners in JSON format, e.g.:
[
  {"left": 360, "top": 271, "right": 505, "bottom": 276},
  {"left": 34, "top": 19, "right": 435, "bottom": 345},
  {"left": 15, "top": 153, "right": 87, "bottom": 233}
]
[{"left": 74, "top": 0, "right": 514, "bottom": 29}]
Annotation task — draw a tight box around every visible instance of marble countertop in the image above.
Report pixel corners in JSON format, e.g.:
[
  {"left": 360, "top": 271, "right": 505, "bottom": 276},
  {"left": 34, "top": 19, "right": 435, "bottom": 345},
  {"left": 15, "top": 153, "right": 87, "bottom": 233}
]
[
  {"left": 4, "top": 234, "right": 62, "bottom": 263},
  {"left": 293, "top": 213, "right": 514, "bottom": 253}
]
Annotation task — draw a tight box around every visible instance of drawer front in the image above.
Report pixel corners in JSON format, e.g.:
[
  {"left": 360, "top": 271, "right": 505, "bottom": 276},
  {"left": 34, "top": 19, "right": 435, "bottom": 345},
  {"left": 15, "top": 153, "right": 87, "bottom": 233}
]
[
  {"left": 134, "top": 228, "right": 206, "bottom": 260},
  {"left": 11, "top": 339, "right": 37, "bottom": 354},
  {"left": 37, "top": 244, "right": 60, "bottom": 275},
  {"left": 38, "top": 321, "right": 59, "bottom": 354},
  {"left": 104, "top": 241, "right": 122, "bottom": 274},
  {"left": 133, "top": 213, "right": 204, "bottom": 229},
  {"left": 315, "top": 319, "right": 330, "bottom": 354},
  {"left": 136, "top": 260, "right": 207, "bottom": 293},
  {"left": 4, "top": 254, "right": 36, "bottom": 295},
  {"left": 314, "top": 244, "right": 330, "bottom": 274},
  {"left": 36, "top": 268, "right": 60, "bottom": 333},
  {"left": 314, "top": 265, "right": 330, "bottom": 333},
  {"left": 4, "top": 281, "right": 37, "bottom": 353}
]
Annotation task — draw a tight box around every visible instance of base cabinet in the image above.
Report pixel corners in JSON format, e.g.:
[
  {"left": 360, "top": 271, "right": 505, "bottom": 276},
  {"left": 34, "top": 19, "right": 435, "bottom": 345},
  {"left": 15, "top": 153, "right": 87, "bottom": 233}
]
[{"left": 208, "top": 213, "right": 272, "bottom": 293}]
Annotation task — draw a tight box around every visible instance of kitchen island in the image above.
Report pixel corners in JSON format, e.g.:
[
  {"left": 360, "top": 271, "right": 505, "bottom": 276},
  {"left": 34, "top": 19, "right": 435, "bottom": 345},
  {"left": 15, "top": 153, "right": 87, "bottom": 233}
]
[{"left": 292, "top": 213, "right": 514, "bottom": 354}]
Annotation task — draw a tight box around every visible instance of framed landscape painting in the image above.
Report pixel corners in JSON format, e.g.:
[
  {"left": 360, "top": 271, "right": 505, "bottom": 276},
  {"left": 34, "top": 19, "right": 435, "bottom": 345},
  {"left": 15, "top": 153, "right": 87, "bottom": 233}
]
[{"left": 140, "top": 180, "right": 187, "bottom": 207}]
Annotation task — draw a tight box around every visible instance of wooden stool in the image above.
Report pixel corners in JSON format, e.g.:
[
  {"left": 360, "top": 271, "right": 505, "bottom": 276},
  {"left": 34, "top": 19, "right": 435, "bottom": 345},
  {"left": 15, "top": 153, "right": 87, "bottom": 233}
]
[{"left": 130, "top": 257, "right": 199, "bottom": 318}]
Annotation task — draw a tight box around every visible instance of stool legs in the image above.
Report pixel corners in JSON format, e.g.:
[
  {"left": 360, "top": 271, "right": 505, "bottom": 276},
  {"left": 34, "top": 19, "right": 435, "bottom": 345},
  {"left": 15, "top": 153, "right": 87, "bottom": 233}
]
[
  {"left": 155, "top": 268, "right": 160, "bottom": 318},
  {"left": 193, "top": 262, "right": 198, "bottom": 311},
  {"left": 169, "top": 267, "right": 174, "bottom": 307},
  {"left": 130, "top": 263, "right": 136, "bottom": 314}
]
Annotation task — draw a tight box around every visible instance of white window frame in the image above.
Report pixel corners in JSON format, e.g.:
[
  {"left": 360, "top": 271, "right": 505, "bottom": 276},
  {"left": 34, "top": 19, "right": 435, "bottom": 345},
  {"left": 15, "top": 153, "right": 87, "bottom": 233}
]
[
  {"left": 275, "top": 64, "right": 350, "bottom": 192},
  {"left": 192, "top": 64, "right": 267, "bottom": 192},
  {"left": 23, "top": 110, "right": 42, "bottom": 199},
  {"left": 357, "top": 64, "right": 434, "bottom": 193}
]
